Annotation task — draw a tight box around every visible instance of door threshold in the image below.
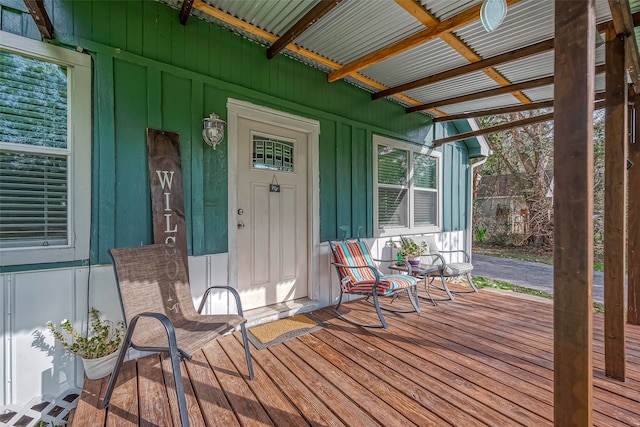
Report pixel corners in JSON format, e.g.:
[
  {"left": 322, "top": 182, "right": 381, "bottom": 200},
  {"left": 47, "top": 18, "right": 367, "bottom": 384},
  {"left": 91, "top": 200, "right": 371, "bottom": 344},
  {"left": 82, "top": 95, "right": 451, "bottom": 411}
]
[{"left": 244, "top": 298, "right": 322, "bottom": 328}]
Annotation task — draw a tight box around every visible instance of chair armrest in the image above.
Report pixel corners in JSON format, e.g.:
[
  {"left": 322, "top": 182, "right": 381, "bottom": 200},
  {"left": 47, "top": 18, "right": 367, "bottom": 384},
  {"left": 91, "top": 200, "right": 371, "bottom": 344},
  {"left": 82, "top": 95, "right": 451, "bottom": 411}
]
[
  {"left": 331, "top": 262, "right": 380, "bottom": 278},
  {"left": 100, "top": 311, "right": 188, "bottom": 410},
  {"left": 198, "top": 286, "right": 245, "bottom": 317},
  {"left": 372, "top": 257, "right": 397, "bottom": 264},
  {"left": 437, "top": 249, "right": 470, "bottom": 262},
  {"left": 424, "top": 253, "right": 448, "bottom": 268},
  {"left": 331, "top": 262, "right": 386, "bottom": 292},
  {"left": 128, "top": 312, "right": 190, "bottom": 360}
]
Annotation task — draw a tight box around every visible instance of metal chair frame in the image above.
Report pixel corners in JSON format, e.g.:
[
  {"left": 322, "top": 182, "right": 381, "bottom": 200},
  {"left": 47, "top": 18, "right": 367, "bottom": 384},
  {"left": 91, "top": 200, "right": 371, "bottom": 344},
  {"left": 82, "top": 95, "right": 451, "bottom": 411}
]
[
  {"left": 329, "top": 239, "right": 420, "bottom": 329},
  {"left": 401, "top": 235, "right": 478, "bottom": 300},
  {"left": 102, "top": 245, "right": 254, "bottom": 427}
]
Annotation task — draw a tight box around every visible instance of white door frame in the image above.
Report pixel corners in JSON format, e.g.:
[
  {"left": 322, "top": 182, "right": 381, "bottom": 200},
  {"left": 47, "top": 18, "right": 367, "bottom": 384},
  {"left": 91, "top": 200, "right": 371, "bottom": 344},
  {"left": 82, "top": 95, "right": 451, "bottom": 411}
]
[{"left": 227, "top": 98, "right": 320, "bottom": 304}]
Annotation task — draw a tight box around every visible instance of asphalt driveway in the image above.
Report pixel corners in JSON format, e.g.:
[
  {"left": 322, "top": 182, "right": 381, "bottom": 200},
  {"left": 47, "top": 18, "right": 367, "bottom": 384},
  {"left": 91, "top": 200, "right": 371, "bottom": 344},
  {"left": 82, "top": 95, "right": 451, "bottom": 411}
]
[{"left": 471, "top": 254, "right": 606, "bottom": 303}]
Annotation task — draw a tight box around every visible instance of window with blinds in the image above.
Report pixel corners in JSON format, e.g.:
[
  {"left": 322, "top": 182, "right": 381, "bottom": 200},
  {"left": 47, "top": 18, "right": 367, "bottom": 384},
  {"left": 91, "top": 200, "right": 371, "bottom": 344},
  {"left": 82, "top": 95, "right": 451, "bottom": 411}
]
[
  {"left": 377, "top": 146, "right": 408, "bottom": 228},
  {"left": 0, "top": 50, "right": 70, "bottom": 248},
  {"left": 374, "top": 137, "right": 441, "bottom": 235}
]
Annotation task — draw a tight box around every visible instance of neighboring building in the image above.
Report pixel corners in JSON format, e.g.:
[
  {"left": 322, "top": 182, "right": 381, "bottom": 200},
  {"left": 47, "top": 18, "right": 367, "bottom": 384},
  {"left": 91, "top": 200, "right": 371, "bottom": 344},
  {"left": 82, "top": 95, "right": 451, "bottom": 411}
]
[
  {"left": 0, "top": 0, "right": 487, "bottom": 405},
  {"left": 475, "top": 172, "right": 553, "bottom": 236}
]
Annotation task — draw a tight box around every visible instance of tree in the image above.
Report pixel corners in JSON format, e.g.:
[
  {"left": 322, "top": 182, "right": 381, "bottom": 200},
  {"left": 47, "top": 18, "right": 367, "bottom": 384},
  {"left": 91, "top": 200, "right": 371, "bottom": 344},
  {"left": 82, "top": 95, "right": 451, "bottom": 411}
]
[
  {"left": 479, "top": 110, "right": 554, "bottom": 246},
  {"left": 475, "top": 109, "right": 606, "bottom": 252}
]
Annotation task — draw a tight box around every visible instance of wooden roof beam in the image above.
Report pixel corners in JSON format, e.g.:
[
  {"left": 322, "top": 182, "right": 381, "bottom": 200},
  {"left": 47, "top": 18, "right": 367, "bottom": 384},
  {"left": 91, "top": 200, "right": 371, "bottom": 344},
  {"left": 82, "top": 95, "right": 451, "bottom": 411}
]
[
  {"left": 608, "top": 0, "right": 640, "bottom": 91},
  {"left": 397, "top": 1, "right": 530, "bottom": 106},
  {"left": 407, "top": 65, "right": 605, "bottom": 113},
  {"left": 408, "top": 76, "right": 554, "bottom": 113},
  {"left": 394, "top": 0, "right": 439, "bottom": 27},
  {"left": 434, "top": 100, "right": 554, "bottom": 122},
  {"left": 328, "top": 0, "right": 523, "bottom": 82},
  {"left": 374, "top": 39, "right": 554, "bottom": 100},
  {"left": 179, "top": 0, "right": 195, "bottom": 25},
  {"left": 434, "top": 112, "right": 553, "bottom": 146},
  {"left": 23, "top": 0, "right": 53, "bottom": 39},
  {"left": 191, "top": 0, "right": 422, "bottom": 107},
  {"left": 267, "top": 0, "right": 341, "bottom": 59},
  {"left": 432, "top": 100, "right": 605, "bottom": 146},
  {"left": 433, "top": 92, "right": 606, "bottom": 122},
  {"left": 374, "top": 15, "right": 630, "bottom": 102}
]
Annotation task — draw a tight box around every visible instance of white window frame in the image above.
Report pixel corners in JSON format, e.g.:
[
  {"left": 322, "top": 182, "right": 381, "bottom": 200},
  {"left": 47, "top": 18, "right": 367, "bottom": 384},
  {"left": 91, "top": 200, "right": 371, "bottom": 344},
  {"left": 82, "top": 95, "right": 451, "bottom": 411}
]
[
  {"left": 0, "top": 31, "right": 91, "bottom": 266},
  {"left": 373, "top": 134, "right": 442, "bottom": 237}
]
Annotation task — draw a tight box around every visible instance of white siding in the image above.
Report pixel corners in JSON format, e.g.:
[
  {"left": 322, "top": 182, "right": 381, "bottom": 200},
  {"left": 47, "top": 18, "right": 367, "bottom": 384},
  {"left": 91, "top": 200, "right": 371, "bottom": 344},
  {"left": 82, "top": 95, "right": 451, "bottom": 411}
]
[{"left": 1, "top": 230, "right": 466, "bottom": 406}]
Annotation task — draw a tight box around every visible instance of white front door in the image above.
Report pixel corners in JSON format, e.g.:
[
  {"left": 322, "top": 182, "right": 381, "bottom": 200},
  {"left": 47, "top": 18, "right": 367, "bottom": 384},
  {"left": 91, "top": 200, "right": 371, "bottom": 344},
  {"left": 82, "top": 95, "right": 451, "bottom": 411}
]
[{"left": 236, "top": 117, "right": 308, "bottom": 310}]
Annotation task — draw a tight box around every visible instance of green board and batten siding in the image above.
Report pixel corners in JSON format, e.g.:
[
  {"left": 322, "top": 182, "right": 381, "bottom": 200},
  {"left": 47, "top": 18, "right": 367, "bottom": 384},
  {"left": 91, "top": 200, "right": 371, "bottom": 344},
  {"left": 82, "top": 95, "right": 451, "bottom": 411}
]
[{"left": 0, "top": 0, "right": 470, "bottom": 265}]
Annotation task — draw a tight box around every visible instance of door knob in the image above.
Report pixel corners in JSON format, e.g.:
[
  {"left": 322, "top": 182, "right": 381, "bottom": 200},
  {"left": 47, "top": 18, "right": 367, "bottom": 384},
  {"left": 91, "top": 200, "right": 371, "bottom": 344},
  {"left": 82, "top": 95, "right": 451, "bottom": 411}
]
[{"left": 237, "top": 221, "right": 245, "bottom": 229}]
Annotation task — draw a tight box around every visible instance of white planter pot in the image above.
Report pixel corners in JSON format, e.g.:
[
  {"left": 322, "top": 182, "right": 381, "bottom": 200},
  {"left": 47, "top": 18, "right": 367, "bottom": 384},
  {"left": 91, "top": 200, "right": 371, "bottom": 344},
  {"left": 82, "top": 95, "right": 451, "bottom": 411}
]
[{"left": 82, "top": 351, "right": 119, "bottom": 380}]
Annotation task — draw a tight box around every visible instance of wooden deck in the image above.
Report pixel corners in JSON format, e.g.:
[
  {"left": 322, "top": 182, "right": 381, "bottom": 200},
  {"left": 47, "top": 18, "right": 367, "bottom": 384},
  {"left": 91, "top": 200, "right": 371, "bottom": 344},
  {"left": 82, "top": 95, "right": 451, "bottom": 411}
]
[{"left": 72, "top": 288, "right": 640, "bottom": 426}]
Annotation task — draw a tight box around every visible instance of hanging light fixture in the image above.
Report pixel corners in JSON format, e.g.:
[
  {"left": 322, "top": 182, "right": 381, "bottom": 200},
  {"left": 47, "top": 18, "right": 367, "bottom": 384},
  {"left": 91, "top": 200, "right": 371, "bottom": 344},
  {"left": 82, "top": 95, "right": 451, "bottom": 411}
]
[
  {"left": 480, "top": 0, "right": 508, "bottom": 32},
  {"left": 202, "top": 113, "right": 226, "bottom": 149}
]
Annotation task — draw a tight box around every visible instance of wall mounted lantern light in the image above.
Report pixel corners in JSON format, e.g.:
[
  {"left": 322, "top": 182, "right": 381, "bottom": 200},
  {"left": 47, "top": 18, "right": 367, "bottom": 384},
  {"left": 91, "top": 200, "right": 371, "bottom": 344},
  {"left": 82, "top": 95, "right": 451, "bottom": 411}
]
[{"left": 202, "top": 113, "right": 226, "bottom": 149}]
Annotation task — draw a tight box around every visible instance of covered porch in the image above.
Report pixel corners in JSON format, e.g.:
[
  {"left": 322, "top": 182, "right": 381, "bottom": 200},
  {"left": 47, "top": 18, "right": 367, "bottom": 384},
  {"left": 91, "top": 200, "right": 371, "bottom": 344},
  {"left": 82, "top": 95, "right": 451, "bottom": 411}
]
[{"left": 71, "top": 288, "right": 640, "bottom": 426}]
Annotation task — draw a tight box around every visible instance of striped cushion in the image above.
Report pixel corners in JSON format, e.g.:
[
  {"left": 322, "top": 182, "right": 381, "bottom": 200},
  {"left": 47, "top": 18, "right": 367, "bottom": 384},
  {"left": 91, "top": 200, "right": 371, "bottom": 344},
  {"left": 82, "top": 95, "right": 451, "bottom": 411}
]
[{"left": 333, "top": 241, "right": 417, "bottom": 295}]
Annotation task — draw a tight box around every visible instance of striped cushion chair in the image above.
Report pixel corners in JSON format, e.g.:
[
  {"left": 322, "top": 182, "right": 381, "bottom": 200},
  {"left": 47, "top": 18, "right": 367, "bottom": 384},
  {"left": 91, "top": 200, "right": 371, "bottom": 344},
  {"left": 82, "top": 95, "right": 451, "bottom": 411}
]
[{"left": 329, "top": 240, "right": 419, "bottom": 328}]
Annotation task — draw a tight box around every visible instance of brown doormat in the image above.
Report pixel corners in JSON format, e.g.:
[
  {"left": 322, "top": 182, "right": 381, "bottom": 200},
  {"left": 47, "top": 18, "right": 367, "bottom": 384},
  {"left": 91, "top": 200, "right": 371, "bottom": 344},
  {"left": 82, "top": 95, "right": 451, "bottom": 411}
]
[{"left": 247, "top": 314, "right": 324, "bottom": 350}]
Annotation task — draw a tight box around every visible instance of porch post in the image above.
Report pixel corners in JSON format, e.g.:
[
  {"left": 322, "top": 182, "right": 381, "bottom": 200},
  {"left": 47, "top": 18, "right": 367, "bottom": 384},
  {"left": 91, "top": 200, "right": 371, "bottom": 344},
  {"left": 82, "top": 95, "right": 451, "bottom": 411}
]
[
  {"left": 629, "top": 97, "right": 640, "bottom": 325},
  {"left": 553, "top": 0, "right": 594, "bottom": 424},
  {"left": 604, "top": 27, "right": 628, "bottom": 380}
]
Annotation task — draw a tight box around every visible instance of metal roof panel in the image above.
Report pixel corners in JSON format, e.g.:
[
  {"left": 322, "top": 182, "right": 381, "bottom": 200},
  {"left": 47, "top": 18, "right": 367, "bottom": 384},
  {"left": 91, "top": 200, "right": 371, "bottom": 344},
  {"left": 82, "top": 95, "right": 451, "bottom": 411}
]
[
  {"left": 206, "top": 0, "right": 319, "bottom": 36},
  {"left": 495, "top": 50, "right": 554, "bottom": 83},
  {"left": 406, "top": 71, "right": 499, "bottom": 103},
  {"left": 455, "top": 1, "right": 555, "bottom": 59},
  {"left": 296, "top": 0, "right": 423, "bottom": 65},
  {"left": 436, "top": 94, "right": 524, "bottom": 115},
  {"left": 418, "top": 0, "right": 482, "bottom": 22},
  {"left": 361, "top": 38, "right": 473, "bottom": 88}
]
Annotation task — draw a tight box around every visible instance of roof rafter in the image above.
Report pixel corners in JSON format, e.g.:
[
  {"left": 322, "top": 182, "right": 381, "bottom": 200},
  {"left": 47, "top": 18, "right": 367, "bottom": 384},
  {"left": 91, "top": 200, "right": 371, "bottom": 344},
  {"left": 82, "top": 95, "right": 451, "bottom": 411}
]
[
  {"left": 608, "top": 0, "right": 640, "bottom": 91},
  {"left": 433, "top": 100, "right": 605, "bottom": 146},
  {"left": 433, "top": 92, "right": 606, "bottom": 122},
  {"left": 407, "top": 65, "right": 605, "bottom": 113},
  {"left": 191, "top": 0, "right": 424, "bottom": 108},
  {"left": 375, "top": 14, "right": 622, "bottom": 102},
  {"left": 179, "top": 0, "right": 195, "bottom": 25},
  {"left": 327, "top": 0, "right": 523, "bottom": 83},
  {"left": 373, "top": 39, "right": 555, "bottom": 100},
  {"left": 408, "top": 76, "right": 554, "bottom": 113},
  {"left": 394, "top": 0, "right": 439, "bottom": 27},
  {"left": 267, "top": 0, "right": 342, "bottom": 59},
  {"left": 434, "top": 100, "right": 554, "bottom": 122},
  {"left": 23, "top": 0, "right": 53, "bottom": 39}
]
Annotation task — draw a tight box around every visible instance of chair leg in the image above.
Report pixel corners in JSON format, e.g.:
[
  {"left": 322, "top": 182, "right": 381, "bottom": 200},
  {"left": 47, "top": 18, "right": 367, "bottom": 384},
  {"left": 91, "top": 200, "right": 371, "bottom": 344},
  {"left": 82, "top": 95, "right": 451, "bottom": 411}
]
[
  {"left": 167, "top": 344, "right": 190, "bottom": 427},
  {"left": 467, "top": 272, "right": 478, "bottom": 292},
  {"left": 100, "top": 327, "right": 135, "bottom": 410},
  {"left": 439, "top": 271, "right": 455, "bottom": 300},
  {"left": 240, "top": 323, "right": 254, "bottom": 379},
  {"left": 103, "top": 314, "right": 190, "bottom": 426},
  {"left": 406, "top": 287, "right": 420, "bottom": 313},
  {"left": 333, "top": 291, "right": 388, "bottom": 328},
  {"left": 370, "top": 291, "right": 389, "bottom": 329}
]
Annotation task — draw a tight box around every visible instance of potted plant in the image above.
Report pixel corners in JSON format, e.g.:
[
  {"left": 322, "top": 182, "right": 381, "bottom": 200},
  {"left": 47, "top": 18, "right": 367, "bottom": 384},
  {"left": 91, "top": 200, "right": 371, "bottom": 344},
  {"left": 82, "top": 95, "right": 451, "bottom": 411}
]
[
  {"left": 47, "top": 307, "right": 125, "bottom": 379},
  {"left": 398, "top": 240, "right": 429, "bottom": 267}
]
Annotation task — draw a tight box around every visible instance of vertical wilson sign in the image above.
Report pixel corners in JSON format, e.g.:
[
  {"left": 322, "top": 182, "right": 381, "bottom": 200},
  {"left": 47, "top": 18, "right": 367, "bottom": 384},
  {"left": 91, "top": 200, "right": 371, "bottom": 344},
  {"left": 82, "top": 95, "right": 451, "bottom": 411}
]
[{"left": 147, "top": 128, "right": 189, "bottom": 278}]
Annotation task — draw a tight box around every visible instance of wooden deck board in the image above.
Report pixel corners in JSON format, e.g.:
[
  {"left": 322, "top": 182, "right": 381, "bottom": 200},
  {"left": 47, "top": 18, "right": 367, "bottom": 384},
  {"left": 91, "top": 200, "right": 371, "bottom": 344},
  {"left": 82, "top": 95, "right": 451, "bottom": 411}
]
[
  {"left": 137, "top": 355, "right": 172, "bottom": 427},
  {"left": 72, "top": 289, "right": 640, "bottom": 427}
]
